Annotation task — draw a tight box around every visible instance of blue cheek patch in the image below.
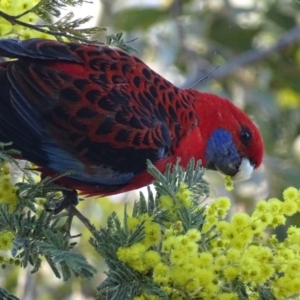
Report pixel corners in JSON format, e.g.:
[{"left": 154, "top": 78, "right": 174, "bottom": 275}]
[{"left": 205, "top": 129, "right": 241, "bottom": 167}]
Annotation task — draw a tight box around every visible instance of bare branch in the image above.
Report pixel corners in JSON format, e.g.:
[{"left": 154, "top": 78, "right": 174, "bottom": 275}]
[{"left": 182, "top": 25, "right": 300, "bottom": 88}]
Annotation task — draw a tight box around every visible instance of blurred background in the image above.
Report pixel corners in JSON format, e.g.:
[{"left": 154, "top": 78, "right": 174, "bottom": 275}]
[{"left": 1, "top": 0, "right": 300, "bottom": 299}]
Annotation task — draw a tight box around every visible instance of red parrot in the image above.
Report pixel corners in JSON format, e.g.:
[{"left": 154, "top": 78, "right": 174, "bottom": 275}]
[{"left": 0, "top": 39, "right": 263, "bottom": 210}]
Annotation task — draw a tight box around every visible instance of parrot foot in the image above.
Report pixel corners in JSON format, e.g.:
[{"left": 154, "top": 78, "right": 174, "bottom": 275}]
[{"left": 47, "top": 189, "right": 79, "bottom": 214}]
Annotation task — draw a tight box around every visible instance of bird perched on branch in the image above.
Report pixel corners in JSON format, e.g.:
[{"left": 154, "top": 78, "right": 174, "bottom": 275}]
[{"left": 0, "top": 39, "right": 263, "bottom": 211}]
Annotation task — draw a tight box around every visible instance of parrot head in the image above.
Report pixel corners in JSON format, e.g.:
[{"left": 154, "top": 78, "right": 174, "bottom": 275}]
[{"left": 193, "top": 92, "right": 263, "bottom": 181}]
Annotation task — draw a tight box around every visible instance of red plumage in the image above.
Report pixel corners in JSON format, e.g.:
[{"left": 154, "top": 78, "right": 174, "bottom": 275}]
[{"left": 0, "top": 39, "right": 263, "bottom": 197}]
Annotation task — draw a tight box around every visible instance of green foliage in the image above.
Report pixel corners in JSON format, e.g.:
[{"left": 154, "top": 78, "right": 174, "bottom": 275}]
[
  {"left": 148, "top": 158, "right": 209, "bottom": 199},
  {"left": 0, "top": 287, "right": 19, "bottom": 300},
  {"left": 34, "top": 0, "right": 87, "bottom": 19},
  {"left": 0, "top": 142, "right": 21, "bottom": 165},
  {"left": 0, "top": 155, "right": 210, "bottom": 299},
  {"left": 91, "top": 159, "right": 209, "bottom": 299},
  {"left": 35, "top": 230, "right": 96, "bottom": 280},
  {"left": 232, "top": 280, "right": 276, "bottom": 300},
  {"left": 0, "top": 145, "right": 98, "bottom": 287},
  {"left": 43, "top": 12, "right": 106, "bottom": 42},
  {"left": 106, "top": 32, "right": 138, "bottom": 54},
  {"left": 0, "top": 202, "right": 96, "bottom": 280}
]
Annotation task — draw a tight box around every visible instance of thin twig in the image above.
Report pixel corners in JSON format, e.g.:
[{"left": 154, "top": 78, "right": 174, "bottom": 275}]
[
  {"left": 0, "top": 10, "right": 100, "bottom": 43},
  {"left": 187, "top": 66, "right": 219, "bottom": 89}
]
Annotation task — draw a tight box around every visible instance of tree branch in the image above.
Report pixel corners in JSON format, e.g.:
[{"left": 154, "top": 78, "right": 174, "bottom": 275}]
[
  {"left": 182, "top": 25, "right": 300, "bottom": 88},
  {"left": 0, "top": 10, "right": 104, "bottom": 43},
  {"left": 67, "top": 205, "right": 100, "bottom": 240}
]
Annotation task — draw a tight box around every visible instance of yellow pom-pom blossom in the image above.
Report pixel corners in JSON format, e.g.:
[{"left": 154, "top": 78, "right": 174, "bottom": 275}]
[
  {"left": 0, "top": 231, "right": 14, "bottom": 250},
  {"left": 158, "top": 183, "right": 194, "bottom": 221},
  {"left": 224, "top": 175, "right": 234, "bottom": 191},
  {"left": 0, "top": 0, "right": 55, "bottom": 39},
  {"left": 0, "top": 162, "right": 18, "bottom": 211},
  {"left": 175, "top": 182, "right": 193, "bottom": 207},
  {"left": 116, "top": 184, "right": 300, "bottom": 299},
  {"left": 0, "top": 0, "right": 36, "bottom": 36}
]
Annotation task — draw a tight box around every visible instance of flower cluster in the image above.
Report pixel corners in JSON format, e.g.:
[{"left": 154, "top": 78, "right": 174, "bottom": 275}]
[
  {"left": 117, "top": 214, "right": 161, "bottom": 273},
  {"left": 0, "top": 253, "right": 20, "bottom": 269},
  {"left": 0, "top": 230, "right": 14, "bottom": 251},
  {"left": 224, "top": 175, "right": 234, "bottom": 191},
  {"left": 159, "top": 182, "right": 193, "bottom": 217},
  {"left": 0, "top": 161, "right": 18, "bottom": 211},
  {"left": 116, "top": 185, "right": 300, "bottom": 300},
  {"left": 0, "top": 161, "right": 20, "bottom": 269},
  {"left": 0, "top": 0, "right": 53, "bottom": 39}
]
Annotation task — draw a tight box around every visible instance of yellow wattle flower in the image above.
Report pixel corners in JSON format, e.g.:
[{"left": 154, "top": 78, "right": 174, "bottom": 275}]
[{"left": 116, "top": 183, "right": 300, "bottom": 299}]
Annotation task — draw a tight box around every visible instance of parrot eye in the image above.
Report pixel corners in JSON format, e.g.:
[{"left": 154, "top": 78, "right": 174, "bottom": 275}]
[{"left": 240, "top": 127, "right": 251, "bottom": 146}]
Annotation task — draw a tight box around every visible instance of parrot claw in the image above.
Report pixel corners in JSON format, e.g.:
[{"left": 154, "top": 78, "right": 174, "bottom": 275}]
[{"left": 46, "top": 189, "right": 79, "bottom": 214}]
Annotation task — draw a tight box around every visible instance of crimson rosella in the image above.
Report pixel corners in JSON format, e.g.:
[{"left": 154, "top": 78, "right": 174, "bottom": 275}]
[{"left": 0, "top": 39, "right": 263, "bottom": 210}]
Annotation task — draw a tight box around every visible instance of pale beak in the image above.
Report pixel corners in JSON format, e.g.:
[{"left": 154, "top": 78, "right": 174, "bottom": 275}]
[{"left": 232, "top": 158, "right": 254, "bottom": 181}]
